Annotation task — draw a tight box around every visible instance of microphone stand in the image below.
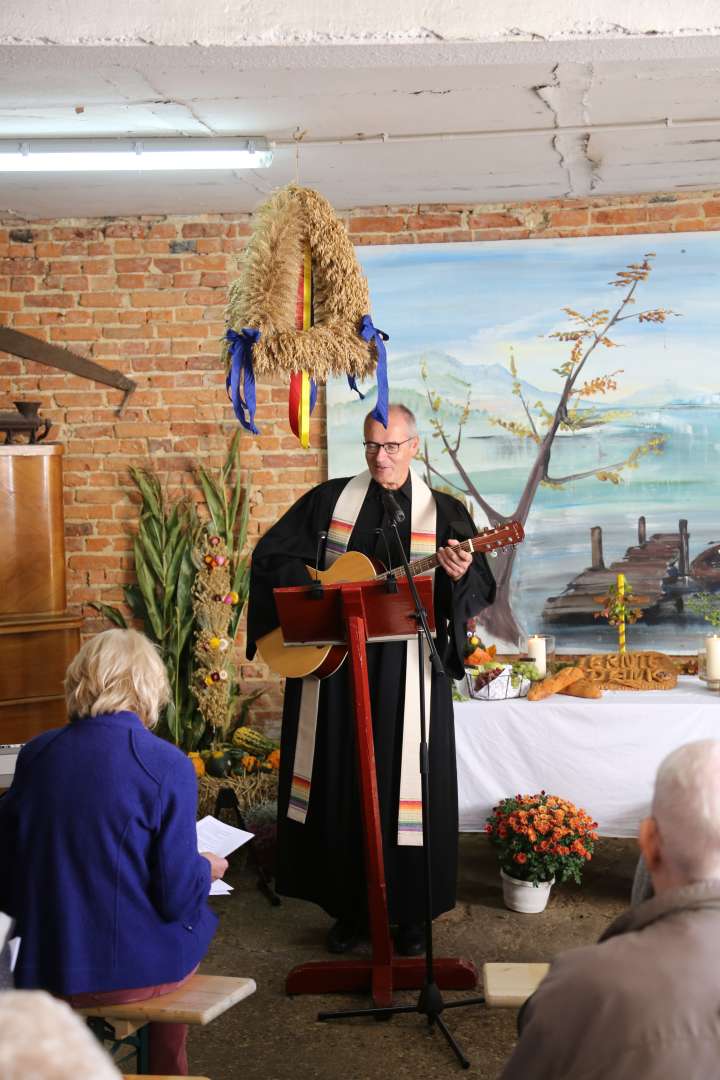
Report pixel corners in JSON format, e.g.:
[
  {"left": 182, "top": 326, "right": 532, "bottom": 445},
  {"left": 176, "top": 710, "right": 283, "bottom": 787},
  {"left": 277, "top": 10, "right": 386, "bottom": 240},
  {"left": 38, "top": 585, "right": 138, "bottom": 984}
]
[{"left": 319, "top": 511, "right": 485, "bottom": 1070}]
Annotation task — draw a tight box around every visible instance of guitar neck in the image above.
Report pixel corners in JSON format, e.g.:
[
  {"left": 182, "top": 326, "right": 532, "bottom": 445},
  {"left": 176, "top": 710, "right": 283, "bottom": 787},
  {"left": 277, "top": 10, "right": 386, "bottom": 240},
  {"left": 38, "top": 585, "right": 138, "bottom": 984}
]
[{"left": 375, "top": 535, "right": 488, "bottom": 582}]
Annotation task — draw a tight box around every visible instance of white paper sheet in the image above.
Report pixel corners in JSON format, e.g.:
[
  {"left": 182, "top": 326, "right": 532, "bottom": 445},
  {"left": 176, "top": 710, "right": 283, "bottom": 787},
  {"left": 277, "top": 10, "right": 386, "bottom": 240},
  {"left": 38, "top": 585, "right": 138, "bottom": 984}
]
[
  {"left": 196, "top": 815, "right": 254, "bottom": 857},
  {"left": 196, "top": 815, "right": 254, "bottom": 895},
  {"left": 210, "top": 879, "right": 234, "bottom": 896}
]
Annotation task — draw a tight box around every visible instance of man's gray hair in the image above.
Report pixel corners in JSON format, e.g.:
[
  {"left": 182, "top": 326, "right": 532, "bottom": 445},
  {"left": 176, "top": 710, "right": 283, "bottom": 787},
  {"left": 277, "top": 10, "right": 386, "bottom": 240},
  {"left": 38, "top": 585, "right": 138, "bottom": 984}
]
[
  {"left": 363, "top": 403, "right": 418, "bottom": 437},
  {"left": 652, "top": 739, "right": 720, "bottom": 882}
]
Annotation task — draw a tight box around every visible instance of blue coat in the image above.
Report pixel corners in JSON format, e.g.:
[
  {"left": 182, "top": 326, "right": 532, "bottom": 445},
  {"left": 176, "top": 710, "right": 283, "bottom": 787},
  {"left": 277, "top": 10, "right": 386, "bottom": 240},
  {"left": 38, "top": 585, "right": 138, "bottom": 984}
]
[{"left": 0, "top": 711, "right": 217, "bottom": 995}]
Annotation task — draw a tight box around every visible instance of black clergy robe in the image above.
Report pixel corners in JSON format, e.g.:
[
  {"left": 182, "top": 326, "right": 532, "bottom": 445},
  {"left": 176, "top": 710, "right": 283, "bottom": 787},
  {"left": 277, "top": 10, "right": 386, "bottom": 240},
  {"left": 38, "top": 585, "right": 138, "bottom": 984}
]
[{"left": 247, "top": 474, "right": 496, "bottom": 924}]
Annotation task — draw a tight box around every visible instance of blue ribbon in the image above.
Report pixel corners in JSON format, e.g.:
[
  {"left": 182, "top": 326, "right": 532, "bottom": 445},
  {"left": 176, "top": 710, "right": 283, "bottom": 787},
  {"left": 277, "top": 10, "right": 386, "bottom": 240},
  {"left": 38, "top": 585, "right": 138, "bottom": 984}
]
[
  {"left": 226, "top": 328, "right": 261, "bottom": 434},
  {"left": 310, "top": 378, "right": 318, "bottom": 413},
  {"left": 347, "top": 374, "right": 365, "bottom": 401},
  {"left": 359, "top": 314, "right": 390, "bottom": 427}
]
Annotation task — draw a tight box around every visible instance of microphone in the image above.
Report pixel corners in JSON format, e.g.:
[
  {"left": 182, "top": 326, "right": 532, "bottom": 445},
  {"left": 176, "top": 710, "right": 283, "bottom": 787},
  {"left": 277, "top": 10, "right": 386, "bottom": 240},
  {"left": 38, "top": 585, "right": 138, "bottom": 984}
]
[
  {"left": 380, "top": 488, "right": 405, "bottom": 525},
  {"left": 375, "top": 528, "right": 398, "bottom": 593},
  {"left": 309, "top": 531, "right": 327, "bottom": 600}
]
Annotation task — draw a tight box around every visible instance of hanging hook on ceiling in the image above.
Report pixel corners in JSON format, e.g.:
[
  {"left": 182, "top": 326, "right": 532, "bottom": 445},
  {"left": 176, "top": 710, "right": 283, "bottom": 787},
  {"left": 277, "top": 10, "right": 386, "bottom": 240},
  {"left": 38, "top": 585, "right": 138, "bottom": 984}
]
[{"left": 292, "top": 126, "right": 308, "bottom": 185}]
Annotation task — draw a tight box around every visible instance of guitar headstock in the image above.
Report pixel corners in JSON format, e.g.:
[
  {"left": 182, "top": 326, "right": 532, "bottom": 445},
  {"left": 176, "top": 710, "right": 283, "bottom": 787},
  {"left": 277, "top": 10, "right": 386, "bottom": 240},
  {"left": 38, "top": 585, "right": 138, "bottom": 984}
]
[{"left": 473, "top": 520, "right": 525, "bottom": 555}]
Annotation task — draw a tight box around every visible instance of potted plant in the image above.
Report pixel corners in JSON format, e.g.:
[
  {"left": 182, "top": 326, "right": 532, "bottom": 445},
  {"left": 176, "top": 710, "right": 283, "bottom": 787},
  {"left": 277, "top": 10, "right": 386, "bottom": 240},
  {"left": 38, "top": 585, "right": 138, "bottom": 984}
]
[{"left": 485, "top": 793, "right": 598, "bottom": 913}]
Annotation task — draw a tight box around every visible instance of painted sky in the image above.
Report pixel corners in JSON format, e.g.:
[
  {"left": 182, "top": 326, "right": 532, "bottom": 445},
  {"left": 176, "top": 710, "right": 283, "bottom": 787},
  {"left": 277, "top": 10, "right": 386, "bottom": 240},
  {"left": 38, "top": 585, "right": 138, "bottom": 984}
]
[{"left": 340, "top": 232, "right": 720, "bottom": 401}]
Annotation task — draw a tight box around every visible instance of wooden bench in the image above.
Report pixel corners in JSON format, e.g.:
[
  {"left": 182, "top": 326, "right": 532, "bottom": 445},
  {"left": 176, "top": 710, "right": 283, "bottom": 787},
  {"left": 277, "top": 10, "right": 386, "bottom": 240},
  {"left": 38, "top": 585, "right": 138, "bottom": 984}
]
[
  {"left": 78, "top": 973, "right": 256, "bottom": 1074},
  {"left": 482, "top": 963, "right": 549, "bottom": 1008}
]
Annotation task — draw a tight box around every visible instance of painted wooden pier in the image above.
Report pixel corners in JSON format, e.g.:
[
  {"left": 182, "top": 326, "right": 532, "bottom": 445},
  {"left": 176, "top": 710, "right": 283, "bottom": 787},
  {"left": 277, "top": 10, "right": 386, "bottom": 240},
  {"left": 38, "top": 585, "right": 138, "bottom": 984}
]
[{"left": 542, "top": 516, "right": 691, "bottom": 623}]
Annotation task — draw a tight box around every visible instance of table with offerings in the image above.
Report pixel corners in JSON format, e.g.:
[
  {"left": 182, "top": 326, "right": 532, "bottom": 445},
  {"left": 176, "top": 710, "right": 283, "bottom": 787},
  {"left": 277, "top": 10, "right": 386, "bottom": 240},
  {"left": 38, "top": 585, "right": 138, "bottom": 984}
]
[{"left": 455, "top": 676, "right": 718, "bottom": 838}]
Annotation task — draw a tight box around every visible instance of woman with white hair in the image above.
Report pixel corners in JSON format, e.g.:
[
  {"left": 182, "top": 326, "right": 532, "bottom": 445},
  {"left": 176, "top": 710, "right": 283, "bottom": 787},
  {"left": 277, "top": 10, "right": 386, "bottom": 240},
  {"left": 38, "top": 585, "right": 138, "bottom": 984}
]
[{"left": 0, "top": 628, "right": 228, "bottom": 1076}]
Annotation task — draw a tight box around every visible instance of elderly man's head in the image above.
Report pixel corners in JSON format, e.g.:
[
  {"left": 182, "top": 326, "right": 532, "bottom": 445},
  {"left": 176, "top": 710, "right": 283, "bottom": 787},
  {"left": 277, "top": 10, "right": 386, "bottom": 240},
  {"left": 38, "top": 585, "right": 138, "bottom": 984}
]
[
  {"left": 363, "top": 404, "right": 419, "bottom": 490},
  {"left": 640, "top": 740, "right": 720, "bottom": 892}
]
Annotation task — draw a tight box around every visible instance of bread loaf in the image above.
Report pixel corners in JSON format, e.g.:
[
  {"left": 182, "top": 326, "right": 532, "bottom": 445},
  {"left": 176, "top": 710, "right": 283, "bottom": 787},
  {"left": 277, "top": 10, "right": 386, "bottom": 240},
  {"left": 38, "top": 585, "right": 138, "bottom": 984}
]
[
  {"left": 527, "top": 666, "right": 584, "bottom": 702},
  {"left": 558, "top": 678, "right": 603, "bottom": 699}
]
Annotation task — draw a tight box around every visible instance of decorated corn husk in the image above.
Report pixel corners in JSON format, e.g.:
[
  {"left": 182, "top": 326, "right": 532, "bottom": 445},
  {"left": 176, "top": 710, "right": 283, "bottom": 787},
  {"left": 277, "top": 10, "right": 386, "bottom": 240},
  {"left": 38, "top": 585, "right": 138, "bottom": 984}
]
[
  {"left": 222, "top": 184, "right": 389, "bottom": 439},
  {"left": 191, "top": 533, "right": 238, "bottom": 740}
]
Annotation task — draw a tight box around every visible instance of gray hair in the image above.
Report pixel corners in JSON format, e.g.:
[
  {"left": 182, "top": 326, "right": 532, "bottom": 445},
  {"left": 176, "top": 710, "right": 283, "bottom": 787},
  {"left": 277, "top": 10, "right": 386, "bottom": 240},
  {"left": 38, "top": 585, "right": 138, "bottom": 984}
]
[
  {"left": 65, "top": 628, "right": 169, "bottom": 729},
  {"left": 363, "top": 403, "right": 418, "bottom": 437},
  {"left": 652, "top": 739, "right": 720, "bottom": 882},
  {"left": 0, "top": 991, "right": 121, "bottom": 1079}
]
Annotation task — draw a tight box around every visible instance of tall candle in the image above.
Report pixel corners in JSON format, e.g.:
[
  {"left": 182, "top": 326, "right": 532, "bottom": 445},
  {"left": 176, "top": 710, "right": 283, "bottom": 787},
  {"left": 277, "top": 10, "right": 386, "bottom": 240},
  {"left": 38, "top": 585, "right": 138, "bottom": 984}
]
[
  {"left": 527, "top": 635, "right": 547, "bottom": 678},
  {"left": 706, "top": 635, "right": 720, "bottom": 680},
  {"left": 616, "top": 573, "right": 626, "bottom": 654}
]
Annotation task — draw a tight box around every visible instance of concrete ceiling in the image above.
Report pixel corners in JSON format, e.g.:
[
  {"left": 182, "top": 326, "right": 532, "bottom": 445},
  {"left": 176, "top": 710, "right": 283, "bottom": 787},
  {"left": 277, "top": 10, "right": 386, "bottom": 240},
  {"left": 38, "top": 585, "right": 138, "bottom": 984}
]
[{"left": 3, "top": 31, "right": 720, "bottom": 217}]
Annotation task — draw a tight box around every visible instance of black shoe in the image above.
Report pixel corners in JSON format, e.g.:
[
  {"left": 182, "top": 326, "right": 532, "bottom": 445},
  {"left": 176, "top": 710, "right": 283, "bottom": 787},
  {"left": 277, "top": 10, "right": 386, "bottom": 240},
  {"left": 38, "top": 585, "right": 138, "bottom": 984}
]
[
  {"left": 395, "top": 922, "right": 426, "bottom": 957},
  {"left": 326, "top": 918, "right": 363, "bottom": 954}
]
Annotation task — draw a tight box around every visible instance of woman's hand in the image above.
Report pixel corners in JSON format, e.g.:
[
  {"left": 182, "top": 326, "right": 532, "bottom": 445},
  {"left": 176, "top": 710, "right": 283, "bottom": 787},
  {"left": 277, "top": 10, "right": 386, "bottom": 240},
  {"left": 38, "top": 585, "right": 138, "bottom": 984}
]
[
  {"left": 201, "top": 851, "right": 229, "bottom": 881},
  {"left": 437, "top": 538, "right": 473, "bottom": 582}
]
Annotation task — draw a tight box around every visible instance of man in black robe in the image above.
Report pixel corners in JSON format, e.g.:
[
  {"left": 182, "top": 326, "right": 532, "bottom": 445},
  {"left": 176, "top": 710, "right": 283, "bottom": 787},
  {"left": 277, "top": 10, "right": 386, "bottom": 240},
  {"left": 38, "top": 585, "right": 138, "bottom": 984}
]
[{"left": 247, "top": 404, "right": 496, "bottom": 955}]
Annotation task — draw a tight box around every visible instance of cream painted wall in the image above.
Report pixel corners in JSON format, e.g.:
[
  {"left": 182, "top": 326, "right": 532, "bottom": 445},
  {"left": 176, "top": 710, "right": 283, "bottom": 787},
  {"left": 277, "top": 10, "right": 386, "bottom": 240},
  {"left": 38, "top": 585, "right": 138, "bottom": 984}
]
[{"left": 3, "top": 0, "right": 720, "bottom": 47}]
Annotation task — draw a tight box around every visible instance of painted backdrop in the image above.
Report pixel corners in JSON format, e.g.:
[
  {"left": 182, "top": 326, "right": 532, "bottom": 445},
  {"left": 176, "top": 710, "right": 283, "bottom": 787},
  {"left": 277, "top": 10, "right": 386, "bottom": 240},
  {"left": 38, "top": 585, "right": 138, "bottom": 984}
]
[{"left": 327, "top": 233, "right": 720, "bottom": 653}]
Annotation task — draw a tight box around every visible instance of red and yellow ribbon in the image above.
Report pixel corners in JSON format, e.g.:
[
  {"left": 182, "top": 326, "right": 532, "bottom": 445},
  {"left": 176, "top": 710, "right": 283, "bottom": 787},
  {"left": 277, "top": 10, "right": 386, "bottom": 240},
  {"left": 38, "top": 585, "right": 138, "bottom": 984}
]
[{"left": 289, "top": 245, "right": 313, "bottom": 447}]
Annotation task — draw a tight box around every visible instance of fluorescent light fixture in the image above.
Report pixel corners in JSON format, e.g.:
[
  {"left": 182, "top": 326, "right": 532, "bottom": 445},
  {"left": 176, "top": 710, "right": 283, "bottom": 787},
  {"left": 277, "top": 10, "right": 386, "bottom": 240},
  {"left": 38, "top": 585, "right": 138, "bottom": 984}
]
[{"left": 0, "top": 137, "right": 273, "bottom": 172}]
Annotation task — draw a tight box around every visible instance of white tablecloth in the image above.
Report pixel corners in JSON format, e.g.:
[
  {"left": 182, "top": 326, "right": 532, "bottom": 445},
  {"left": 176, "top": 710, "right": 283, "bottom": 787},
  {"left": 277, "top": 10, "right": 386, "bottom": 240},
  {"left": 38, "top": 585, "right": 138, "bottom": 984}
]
[{"left": 455, "top": 676, "right": 720, "bottom": 838}]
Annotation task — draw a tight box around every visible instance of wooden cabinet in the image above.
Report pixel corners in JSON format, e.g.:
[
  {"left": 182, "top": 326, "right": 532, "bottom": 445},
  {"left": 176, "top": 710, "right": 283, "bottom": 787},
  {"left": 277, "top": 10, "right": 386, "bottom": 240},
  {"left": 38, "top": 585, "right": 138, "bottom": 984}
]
[
  {"left": 0, "top": 443, "right": 67, "bottom": 616},
  {"left": 0, "top": 443, "right": 80, "bottom": 744}
]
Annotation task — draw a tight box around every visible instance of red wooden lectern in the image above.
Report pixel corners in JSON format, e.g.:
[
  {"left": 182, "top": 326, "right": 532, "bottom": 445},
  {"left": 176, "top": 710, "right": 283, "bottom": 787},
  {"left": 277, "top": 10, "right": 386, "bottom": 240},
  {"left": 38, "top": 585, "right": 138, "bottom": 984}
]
[{"left": 273, "top": 575, "right": 478, "bottom": 1009}]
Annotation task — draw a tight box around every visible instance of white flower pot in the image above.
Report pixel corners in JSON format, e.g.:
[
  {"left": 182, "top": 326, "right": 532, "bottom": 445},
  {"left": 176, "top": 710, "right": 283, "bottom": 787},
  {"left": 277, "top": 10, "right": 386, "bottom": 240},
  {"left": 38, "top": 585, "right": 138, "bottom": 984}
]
[{"left": 500, "top": 869, "right": 554, "bottom": 913}]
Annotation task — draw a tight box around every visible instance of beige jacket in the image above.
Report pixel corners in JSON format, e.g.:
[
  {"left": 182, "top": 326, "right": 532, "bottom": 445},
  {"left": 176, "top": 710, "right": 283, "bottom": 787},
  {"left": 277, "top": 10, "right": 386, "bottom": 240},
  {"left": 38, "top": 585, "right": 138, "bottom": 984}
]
[{"left": 500, "top": 881, "right": 720, "bottom": 1080}]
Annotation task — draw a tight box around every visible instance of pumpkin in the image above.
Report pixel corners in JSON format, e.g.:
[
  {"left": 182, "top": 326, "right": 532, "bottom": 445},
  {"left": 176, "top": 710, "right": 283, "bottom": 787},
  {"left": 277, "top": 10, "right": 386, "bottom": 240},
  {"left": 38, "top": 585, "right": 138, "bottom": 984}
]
[
  {"left": 205, "top": 750, "right": 232, "bottom": 778},
  {"left": 187, "top": 752, "right": 205, "bottom": 778}
]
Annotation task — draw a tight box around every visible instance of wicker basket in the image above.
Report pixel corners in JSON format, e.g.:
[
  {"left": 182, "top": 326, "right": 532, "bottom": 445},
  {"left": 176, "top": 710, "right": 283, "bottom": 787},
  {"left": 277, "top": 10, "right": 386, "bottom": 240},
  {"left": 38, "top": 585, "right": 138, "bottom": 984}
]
[{"left": 465, "top": 664, "right": 532, "bottom": 701}]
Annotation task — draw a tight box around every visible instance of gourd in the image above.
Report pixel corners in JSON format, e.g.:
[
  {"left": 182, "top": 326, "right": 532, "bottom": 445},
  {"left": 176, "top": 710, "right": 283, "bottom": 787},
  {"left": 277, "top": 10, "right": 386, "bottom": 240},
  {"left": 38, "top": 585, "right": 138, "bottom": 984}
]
[
  {"left": 187, "top": 752, "right": 206, "bottom": 778},
  {"left": 231, "top": 726, "right": 277, "bottom": 756}
]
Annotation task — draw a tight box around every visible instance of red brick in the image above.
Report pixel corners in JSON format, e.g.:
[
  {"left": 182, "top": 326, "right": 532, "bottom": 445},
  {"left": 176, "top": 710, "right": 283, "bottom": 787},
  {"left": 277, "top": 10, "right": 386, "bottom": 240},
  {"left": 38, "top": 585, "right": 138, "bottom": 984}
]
[
  {"left": 181, "top": 223, "right": 226, "bottom": 238},
  {"left": 116, "top": 257, "right": 152, "bottom": 273},
  {"left": 548, "top": 208, "right": 589, "bottom": 226},
  {"left": 48, "top": 326, "right": 102, "bottom": 341},
  {"left": 79, "top": 292, "right": 124, "bottom": 307},
  {"left": 25, "top": 293, "right": 77, "bottom": 308},
  {"left": 406, "top": 213, "right": 463, "bottom": 230},
  {"left": 591, "top": 208, "right": 649, "bottom": 225},
  {"left": 469, "top": 212, "right": 522, "bottom": 228},
  {"left": 348, "top": 216, "right": 406, "bottom": 233}
]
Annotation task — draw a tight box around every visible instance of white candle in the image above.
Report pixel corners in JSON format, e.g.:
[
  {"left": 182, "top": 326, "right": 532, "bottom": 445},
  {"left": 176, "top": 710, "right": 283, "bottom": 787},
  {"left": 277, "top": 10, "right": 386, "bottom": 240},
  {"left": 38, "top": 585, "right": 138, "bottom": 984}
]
[
  {"left": 527, "top": 635, "right": 547, "bottom": 678},
  {"left": 706, "top": 635, "right": 720, "bottom": 680}
]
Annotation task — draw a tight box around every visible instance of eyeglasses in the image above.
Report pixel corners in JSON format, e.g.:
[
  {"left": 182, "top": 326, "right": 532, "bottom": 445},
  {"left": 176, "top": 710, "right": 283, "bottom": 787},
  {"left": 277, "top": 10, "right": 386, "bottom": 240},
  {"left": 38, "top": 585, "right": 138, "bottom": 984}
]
[{"left": 363, "top": 438, "right": 415, "bottom": 456}]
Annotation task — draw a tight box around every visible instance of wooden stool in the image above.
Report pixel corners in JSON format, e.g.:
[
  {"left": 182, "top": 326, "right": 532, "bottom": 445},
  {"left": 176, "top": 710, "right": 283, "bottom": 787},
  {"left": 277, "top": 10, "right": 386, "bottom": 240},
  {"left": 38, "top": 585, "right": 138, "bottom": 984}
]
[
  {"left": 79, "top": 973, "right": 256, "bottom": 1074},
  {"left": 482, "top": 963, "right": 549, "bottom": 1007}
]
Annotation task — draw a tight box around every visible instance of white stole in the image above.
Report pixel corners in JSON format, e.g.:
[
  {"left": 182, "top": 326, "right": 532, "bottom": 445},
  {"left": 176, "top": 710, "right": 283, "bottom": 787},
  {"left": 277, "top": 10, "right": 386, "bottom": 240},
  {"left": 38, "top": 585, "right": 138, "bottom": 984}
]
[{"left": 287, "top": 468, "right": 436, "bottom": 847}]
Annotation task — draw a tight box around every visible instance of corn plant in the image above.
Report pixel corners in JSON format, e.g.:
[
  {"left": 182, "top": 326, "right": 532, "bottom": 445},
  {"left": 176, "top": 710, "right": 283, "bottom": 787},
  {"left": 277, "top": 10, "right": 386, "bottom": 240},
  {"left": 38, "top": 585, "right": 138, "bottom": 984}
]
[{"left": 91, "top": 431, "right": 252, "bottom": 750}]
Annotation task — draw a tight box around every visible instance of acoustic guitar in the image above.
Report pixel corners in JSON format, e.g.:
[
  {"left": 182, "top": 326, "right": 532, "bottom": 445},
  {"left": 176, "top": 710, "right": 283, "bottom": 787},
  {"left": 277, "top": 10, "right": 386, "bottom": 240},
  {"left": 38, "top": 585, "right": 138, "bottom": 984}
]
[{"left": 256, "top": 520, "right": 524, "bottom": 679}]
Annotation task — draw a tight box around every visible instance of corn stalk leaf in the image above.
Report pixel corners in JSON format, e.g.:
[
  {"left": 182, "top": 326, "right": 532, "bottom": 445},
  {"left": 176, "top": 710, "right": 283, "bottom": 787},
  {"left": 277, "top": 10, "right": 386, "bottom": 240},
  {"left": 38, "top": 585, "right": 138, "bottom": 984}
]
[
  {"left": 196, "top": 468, "right": 226, "bottom": 535},
  {"left": 164, "top": 698, "right": 181, "bottom": 745},
  {"left": 137, "top": 516, "right": 164, "bottom": 583},
  {"left": 129, "top": 467, "right": 162, "bottom": 519},
  {"left": 123, "top": 583, "right": 148, "bottom": 624},
  {"left": 166, "top": 533, "right": 188, "bottom": 596},
  {"left": 134, "top": 539, "right": 163, "bottom": 640},
  {"left": 222, "top": 429, "right": 242, "bottom": 482},
  {"left": 176, "top": 548, "right": 195, "bottom": 618},
  {"left": 88, "top": 601, "right": 128, "bottom": 629}
]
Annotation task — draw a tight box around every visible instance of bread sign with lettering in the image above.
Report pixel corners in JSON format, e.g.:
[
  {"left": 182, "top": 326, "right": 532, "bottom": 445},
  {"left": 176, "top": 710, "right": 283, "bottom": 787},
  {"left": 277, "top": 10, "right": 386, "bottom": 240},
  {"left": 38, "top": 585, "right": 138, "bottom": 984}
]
[{"left": 578, "top": 651, "right": 678, "bottom": 691}]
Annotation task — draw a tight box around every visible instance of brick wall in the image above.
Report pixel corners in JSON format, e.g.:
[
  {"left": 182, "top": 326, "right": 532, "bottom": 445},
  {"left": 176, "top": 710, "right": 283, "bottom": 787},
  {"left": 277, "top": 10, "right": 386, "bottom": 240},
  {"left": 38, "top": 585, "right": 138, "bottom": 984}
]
[{"left": 2, "top": 189, "right": 718, "bottom": 732}]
